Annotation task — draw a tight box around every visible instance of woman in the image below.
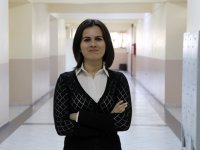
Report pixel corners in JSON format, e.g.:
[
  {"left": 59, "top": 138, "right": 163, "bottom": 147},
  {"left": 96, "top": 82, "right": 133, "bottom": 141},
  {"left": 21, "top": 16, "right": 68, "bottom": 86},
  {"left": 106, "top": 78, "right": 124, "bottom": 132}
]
[{"left": 54, "top": 19, "right": 132, "bottom": 150}]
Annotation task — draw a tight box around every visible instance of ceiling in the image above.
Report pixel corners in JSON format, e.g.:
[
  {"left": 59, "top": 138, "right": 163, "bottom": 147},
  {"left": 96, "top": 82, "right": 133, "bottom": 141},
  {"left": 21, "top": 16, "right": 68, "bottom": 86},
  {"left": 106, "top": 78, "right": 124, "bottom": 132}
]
[
  {"left": 50, "top": 12, "right": 146, "bottom": 31},
  {"left": 9, "top": 0, "right": 186, "bottom": 32},
  {"left": 9, "top": 0, "right": 185, "bottom": 3}
]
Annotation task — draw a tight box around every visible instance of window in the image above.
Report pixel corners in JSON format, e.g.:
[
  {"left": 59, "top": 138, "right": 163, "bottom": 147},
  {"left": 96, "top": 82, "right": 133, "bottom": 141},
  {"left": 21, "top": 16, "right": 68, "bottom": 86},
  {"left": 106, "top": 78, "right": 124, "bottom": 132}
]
[{"left": 110, "top": 32, "right": 127, "bottom": 48}]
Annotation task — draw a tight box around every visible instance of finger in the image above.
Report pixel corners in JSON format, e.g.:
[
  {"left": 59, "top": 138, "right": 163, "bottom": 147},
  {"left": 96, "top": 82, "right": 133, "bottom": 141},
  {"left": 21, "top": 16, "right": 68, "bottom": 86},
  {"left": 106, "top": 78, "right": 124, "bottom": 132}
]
[
  {"left": 119, "top": 102, "right": 128, "bottom": 108},
  {"left": 118, "top": 103, "right": 128, "bottom": 111},
  {"left": 118, "top": 106, "right": 126, "bottom": 112},
  {"left": 118, "top": 100, "right": 128, "bottom": 105},
  {"left": 119, "top": 107, "right": 125, "bottom": 113},
  {"left": 116, "top": 100, "right": 124, "bottom": 106}
]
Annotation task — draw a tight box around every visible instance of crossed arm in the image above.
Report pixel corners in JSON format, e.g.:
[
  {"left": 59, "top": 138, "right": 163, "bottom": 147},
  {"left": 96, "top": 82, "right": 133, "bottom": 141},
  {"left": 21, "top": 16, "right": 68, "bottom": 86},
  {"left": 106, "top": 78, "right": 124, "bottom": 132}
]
[
  {"left": 54, "top": 73, "right": 132, "bottom": 136},
  {"left": 70, "top": 100, "right": 128, "bottom": 121}
]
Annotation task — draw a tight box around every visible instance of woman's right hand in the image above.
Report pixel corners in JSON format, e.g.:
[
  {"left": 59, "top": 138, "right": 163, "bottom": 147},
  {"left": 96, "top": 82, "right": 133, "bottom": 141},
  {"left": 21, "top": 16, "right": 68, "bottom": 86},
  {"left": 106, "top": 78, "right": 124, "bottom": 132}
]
[{"left": 111, "top": 100, "right": 128, "bottom": 114}]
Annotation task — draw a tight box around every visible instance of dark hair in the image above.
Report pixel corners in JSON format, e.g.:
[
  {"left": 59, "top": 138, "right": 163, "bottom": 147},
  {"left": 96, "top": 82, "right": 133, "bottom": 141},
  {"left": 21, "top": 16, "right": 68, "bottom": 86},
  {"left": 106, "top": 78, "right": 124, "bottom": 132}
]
[{"left": 73, "top": 19, "right": 114, "bottom": 69}]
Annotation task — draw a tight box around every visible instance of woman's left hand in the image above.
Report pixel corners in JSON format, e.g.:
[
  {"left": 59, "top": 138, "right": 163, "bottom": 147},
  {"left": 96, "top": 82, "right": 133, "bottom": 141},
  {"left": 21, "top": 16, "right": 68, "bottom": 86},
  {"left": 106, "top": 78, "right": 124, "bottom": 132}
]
[
  {"left": 111, "top": 100, "right": 128, "bottom": 114},
  {"left": 69, "top": 113, "right": 78, "bottom": 121}
]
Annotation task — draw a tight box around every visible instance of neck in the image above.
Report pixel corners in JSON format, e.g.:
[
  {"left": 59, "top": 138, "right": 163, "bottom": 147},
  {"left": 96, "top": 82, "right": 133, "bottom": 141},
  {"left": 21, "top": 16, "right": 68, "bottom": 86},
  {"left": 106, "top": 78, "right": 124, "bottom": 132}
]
[{"left": 83, "top": 60, "right": 103, "bottom": 74}]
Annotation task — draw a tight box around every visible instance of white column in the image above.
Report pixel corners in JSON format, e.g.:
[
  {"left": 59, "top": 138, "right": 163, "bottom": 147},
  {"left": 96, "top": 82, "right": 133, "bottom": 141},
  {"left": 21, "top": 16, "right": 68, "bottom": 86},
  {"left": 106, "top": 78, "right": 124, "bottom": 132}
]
[
  {"left": 0, "top": 0, "right": 9, "bottom": 127},
  {"left": 182, "top": 32, "right": 200, "bottom": 150}
]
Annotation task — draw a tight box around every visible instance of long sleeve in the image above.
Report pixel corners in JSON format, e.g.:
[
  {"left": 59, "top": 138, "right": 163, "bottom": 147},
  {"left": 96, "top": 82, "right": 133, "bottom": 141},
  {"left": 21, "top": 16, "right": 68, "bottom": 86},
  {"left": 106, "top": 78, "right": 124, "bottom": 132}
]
[
  {"left": 112, "top": 73, "right": 132, "bottom": 131},
  {"left": 53, "top": 75, "right": 74, "bottom": 136},
  {"left": 77, "top": 72, "right": 132, "bottom": 132}
]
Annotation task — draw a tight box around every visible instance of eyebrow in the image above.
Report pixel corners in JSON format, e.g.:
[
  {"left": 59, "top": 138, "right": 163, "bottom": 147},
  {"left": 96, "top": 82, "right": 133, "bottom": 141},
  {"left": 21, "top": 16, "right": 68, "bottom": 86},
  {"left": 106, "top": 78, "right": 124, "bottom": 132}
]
[{"left": 82, "top": 36, "right": 103, "bottom": 39}]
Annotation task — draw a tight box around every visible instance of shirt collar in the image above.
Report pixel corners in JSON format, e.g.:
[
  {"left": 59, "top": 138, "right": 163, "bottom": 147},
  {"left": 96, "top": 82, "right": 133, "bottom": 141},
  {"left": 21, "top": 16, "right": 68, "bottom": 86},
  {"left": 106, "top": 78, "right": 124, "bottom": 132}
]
[{"left": 76, "top": 63, "right": 109, "bottom": 77}]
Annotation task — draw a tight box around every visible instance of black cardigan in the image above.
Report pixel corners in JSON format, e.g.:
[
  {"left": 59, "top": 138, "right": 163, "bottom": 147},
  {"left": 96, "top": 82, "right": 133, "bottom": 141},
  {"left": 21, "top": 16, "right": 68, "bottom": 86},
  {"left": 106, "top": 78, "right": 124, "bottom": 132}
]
[{"left": 53, "top": 70, "right": 132, "bottom": 150}]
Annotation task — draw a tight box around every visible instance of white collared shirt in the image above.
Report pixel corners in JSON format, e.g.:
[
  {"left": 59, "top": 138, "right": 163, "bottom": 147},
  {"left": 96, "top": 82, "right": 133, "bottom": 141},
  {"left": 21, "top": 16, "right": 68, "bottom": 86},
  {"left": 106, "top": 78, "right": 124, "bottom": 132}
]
[{"left": 76, "top": 64, "right": 109, "bottom": 103}]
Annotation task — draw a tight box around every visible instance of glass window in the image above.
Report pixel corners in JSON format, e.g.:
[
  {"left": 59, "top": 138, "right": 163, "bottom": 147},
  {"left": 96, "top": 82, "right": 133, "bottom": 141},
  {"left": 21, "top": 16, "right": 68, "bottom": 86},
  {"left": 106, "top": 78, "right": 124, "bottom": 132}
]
[{"left": 110, "top": 32, "right": 127, "bottom": 48}]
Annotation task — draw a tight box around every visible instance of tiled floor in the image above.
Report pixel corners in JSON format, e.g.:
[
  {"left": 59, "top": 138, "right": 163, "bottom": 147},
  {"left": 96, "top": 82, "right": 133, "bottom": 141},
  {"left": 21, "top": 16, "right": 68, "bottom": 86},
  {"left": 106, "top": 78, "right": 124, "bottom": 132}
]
[
  {"left": 166, "top": 106, "right": 181, "bottom": 123},
  {"left": 0, "top": 73, "right": 181, "bottom": 150},
  {"left": 9, "top": 106, "right": 29, "bottom": 121}
]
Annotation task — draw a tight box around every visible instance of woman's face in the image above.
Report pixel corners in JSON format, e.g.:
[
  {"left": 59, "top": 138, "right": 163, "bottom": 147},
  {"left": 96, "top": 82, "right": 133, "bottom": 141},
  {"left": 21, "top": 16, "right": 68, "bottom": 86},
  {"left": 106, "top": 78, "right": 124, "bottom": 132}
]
[{"left": 80, "top": 25, "right": 106, "bottom": 63}]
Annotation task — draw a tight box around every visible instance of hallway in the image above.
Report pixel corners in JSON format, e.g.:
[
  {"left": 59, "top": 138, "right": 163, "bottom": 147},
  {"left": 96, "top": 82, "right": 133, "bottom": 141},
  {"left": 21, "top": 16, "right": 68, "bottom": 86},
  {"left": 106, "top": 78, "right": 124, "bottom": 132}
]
[{"left": 0, "top": 73, "right": 181, "bottom": 150}]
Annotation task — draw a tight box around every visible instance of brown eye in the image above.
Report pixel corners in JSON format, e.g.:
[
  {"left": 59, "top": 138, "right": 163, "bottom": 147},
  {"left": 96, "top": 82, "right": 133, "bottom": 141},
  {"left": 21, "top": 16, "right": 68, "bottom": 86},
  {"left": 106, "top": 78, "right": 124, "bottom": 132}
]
[
  {"left": 96, "top": 37, "right": 103, "bottom": 41},
  {"left": 83, "top": 38, "right": 91, "bottom": 42}
]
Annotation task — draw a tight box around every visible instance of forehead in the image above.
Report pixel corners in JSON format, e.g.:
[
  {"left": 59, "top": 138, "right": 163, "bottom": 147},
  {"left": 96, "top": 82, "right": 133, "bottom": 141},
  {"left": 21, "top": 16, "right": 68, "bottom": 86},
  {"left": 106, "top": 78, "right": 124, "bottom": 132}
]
[{"left": 82, "top": 26, "right": 103, "bottom": 37}]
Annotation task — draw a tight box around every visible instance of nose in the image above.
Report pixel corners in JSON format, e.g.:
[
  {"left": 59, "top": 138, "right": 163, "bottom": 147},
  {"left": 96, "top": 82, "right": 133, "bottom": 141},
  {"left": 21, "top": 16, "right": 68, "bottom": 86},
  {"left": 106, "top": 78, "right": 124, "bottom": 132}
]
[{"left": 90, "top": 39, "right": 96, "bottom": 47}]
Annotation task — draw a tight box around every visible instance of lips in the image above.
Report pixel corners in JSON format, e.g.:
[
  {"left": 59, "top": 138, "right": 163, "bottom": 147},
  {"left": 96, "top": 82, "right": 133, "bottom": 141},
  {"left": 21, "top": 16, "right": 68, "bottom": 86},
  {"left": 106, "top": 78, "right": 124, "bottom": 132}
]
[{"left": 88, "top": 49, "right": 98, "bottom": 52}]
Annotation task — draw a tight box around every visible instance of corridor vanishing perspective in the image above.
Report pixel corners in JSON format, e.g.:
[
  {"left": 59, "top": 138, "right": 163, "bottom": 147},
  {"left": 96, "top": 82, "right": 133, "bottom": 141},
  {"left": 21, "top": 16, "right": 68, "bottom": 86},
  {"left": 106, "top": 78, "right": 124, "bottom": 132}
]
[
  {"left": 0, "top": 73, "right": 181, "bottom": 150},
  {"left": 2, "top": 0, "right": 200, "bottom": 150}
]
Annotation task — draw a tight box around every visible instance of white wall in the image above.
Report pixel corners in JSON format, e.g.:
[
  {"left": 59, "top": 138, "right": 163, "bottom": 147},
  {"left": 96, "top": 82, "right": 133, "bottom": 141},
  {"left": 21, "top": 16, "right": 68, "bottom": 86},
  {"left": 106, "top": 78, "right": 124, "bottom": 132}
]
[
  {"left": 135, "top": 3, "right": 166, "bottom": 104},
  {"left": 135, "top": 2, "right": 186, "bottom": 106},
  {"left": 137, "top": 4, "right": 166, "bottom": 60},
  {"left": 187, "top": 0, "right": 200, "bottom": 32},
  {"left": 111, "top": 48, "right": 128, "bottom": 70},
  {"left": 58, "top": 19, "right": 67, "bottom": 74},
  {"left": 126, "top": 26, "right": 133, "bottom": 74},
  {"left": 0, "top": 0, "right": 9, "bottom": 64},
  {"left": 65, "top": 38, "right": 76, "bottom": 71},
  {"left": 9, "top": 3, "right": 33, "bottom": 105},
  {"left": 166, "top": 2, "right": 186, "bottom": 60},
  {"left": 9, "top": 3, "right": 32, "bottom": 59},
  {"left": 165, "top": 2, "right": 186, "bottom": 107},
  {"left": 32, "top": 4, "right": 50, "bottom": 103},
  {"left": 32, "top": 4, "right": 50, "bottom": 59},
  {"left": 0, "top": 0, "right": 9, "bottom": 127},
  {"left": 50, "top": 18, "right": 69, "bottom": 86},
  {"left": 9, "top": 3, "right": 50, "bottom": 105},
  {"left": 50, "top": 18, "right": 59, "bottom": 86}
]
